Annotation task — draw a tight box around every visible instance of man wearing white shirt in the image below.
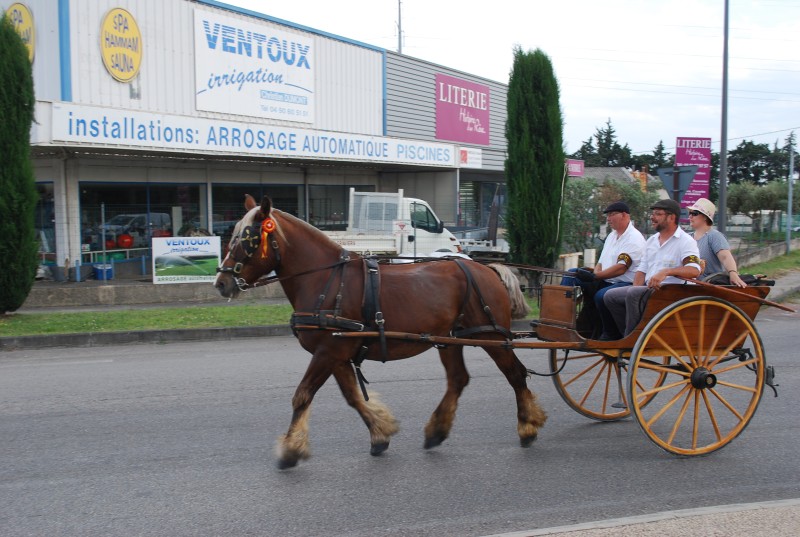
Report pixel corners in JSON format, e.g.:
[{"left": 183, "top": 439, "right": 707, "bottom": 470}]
[
  {"left": 603, "top": 198, "right": 702, "bottom": 339},
  {"left": 562, "top": 201, "right": 645, "bottom": 339}
]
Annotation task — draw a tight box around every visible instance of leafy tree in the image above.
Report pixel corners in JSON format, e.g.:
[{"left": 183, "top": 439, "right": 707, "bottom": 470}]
[
  {"left": 594, "top": 119, "right": 633, "bottom": 167},
  {"left": 650, "top": 140, "right": 670, "bottom": 169},
  {"left": 561, "top": 178, "right": 600, "bottom": 252},
  {"left": 0, "top": 16, "right": 37, "bottom": 313},
  {"left": 569, "top": 136, "right": 602, "bottom": 167},
  {"left": 505, "top": 47, "right": 564, "bottom": 267},
  {"left": 629, "top": 140, "right": 672, "bottom": 179},
  {"left": 561, "top": 178, "right": 659, "bottom": 253},
  {"left": 728, "top": 140, "right": 771, "bottom": 184}
]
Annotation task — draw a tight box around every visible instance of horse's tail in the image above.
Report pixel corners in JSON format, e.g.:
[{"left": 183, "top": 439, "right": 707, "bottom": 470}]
[{"left": 488, "top": 263, "right": 531, "bottom": 319}]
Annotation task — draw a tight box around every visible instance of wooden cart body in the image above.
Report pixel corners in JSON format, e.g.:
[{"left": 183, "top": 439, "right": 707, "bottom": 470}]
[{"left": 530, "top": 283, "right": 771, "bottom": 456}]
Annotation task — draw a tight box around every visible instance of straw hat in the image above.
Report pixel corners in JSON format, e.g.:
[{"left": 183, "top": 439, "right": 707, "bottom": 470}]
[{"left": 687, "top": 198, "right": 716, "bottom": 223}]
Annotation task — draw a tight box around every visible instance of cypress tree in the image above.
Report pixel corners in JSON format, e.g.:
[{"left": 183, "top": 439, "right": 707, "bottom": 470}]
[
  {"left": 505, "top": 47, "right": 565, "bottom": 267},
  {"left": 0, "top": 15, "right": 37, "bottom": 313}
]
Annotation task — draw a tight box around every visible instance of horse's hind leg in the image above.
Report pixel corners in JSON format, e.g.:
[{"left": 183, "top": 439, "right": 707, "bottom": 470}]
[
  {"left": 331, "top": 360, "right": 399, "bottom": 456},
  {"left": 424, "top": 346, "right": 470, "bottom": 449},
  {"left": 484, "top": 347, "right": 547, "bottom": 447}
]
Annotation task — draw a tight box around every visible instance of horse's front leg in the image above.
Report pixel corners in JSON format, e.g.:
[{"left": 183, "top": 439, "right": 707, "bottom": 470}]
[
  {"left": 484, "top": 347, "right": 547, "bottom": 447},
  {"left": 424, "top": 346, "right": 470, "bottom": 449},
  {"left": 331, "top": 360, "right": 399, "bottom": 456},
  {"left": 277, "top": 353, "right": 333, "bottom": 469}
]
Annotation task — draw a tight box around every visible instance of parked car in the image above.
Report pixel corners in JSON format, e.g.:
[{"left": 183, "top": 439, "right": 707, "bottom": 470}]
[{"left": 84, "top": 213, "right": 171, "bottom": 249}]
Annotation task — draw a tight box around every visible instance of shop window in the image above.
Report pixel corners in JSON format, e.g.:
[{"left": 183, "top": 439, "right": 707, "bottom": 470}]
[
  {"left": 458, "top": 181, "right": 506, "bottom": 230},
  {"left": 35, "top": 183, "right": 56, "bottom": 264},
  {"left": 210, "top": 185, "right": 302, "bottom": 245},
  {"left": 79, "top": 183, "right": 200, "bottom": 258}
]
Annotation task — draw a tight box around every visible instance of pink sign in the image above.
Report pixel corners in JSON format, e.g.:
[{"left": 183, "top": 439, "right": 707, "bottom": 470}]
[
  {"left": 675, "top": 137, "right": 711, "bottom": 208},
  {"left": 566, "top": 159, "right": 584, "bottom": 177},
  {"left": 435, "top": 74, "right": 490, "bottom": 145}
]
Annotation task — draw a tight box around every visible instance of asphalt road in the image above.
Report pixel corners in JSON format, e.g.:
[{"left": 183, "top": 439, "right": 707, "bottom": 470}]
[{"left": 1, "top": 305, "right": 798, "bottom": 536}]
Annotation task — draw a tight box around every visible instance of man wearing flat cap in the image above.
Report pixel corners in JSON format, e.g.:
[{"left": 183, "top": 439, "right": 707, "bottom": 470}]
[
  {"left": 603, "top": 198, "right": 702, "bottom": 339},
  {"left": 562, "top": 200, "right": 645, "bottom": 339}
]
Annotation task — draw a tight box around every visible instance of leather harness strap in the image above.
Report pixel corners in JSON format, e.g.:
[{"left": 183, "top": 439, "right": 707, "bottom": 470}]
[
  {"left": 362, "top": 257, "right": 388, "bottom": 361},
  {"left": 451, "top": 259, "right": 513, "bottom": 340}
]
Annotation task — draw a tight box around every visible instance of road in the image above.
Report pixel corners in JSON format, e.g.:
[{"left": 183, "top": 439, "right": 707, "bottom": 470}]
[{"left": 1, "top": 305, "right": 798, "bottom": 536}]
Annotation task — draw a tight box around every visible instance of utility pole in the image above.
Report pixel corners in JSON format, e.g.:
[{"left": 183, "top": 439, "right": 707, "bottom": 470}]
[
  {"left": 787, "top": 134, "right": 795, "bottom": 254},
  {"left": 397, "top": 0, "right": 402, "bottom": 54},
  {"left": 718, "top": 0, "right": 730, "bottom": 233}
]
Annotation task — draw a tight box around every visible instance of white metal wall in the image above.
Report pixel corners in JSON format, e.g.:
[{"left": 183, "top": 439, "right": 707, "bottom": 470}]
[
  {"left": 0, "top": 0, "right": 62, "bottom": 101},
  {"left": 65, "top": 0, "right": 384, "bottom": 135},
  {"left": 385, "top": 51, "right": 508, "bottom": 171}
]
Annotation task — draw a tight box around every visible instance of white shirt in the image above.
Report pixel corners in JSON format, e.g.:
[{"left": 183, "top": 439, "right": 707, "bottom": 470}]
[
  {"left": 597, "top": 221, "right": 646, "bottom": 283},
  {"left": 639, "top": 226, "right": 702, "bottom": 284}
]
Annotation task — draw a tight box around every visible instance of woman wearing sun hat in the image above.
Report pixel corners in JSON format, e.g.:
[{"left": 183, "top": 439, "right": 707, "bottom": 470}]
[{"left": 687, "top": 197, "right": 747, "bottom": 288}]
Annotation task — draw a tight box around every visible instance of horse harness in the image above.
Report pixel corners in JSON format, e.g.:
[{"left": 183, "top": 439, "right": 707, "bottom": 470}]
[{"left": 290, "top": 256, "right": 512, "bottom": 346}]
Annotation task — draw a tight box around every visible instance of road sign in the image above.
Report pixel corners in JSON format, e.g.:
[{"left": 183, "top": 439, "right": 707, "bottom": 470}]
[{"left": 656, "top": 166, "right": 699, "bottom": 202}]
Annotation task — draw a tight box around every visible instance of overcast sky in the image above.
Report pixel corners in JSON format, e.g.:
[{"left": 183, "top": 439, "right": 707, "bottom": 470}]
[{"left": 223, "top": 0, "right": 800, "bottom": 158}]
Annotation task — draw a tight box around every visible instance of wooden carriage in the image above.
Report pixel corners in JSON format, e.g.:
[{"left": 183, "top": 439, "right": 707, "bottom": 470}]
[{"left": 530, "top": 282, "right": 772, "bottom": 456}]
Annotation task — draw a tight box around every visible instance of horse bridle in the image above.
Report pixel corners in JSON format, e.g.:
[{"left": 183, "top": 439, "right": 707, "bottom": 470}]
[{"left": 216, "top": 222, "right": 282, "bottom": 291}]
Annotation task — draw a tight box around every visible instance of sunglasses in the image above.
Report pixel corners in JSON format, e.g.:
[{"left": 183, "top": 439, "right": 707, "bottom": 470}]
[{"left": 688, "top": 211, "right": 702, "bottom": 217}]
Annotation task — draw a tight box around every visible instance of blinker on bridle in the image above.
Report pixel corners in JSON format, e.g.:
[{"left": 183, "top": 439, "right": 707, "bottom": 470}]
[{"left": 217, "top": 217, "right": 280, "bottom": 289}]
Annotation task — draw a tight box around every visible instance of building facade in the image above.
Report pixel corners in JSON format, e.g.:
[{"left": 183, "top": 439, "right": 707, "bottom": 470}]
[{"left": 2, "top": 0, "right": 508, "bottom": 273}]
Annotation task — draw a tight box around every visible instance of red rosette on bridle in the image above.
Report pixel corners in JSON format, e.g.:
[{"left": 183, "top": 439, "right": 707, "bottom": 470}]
[{"left": 260, "top": 218, "right": 275, "bottom": 258}]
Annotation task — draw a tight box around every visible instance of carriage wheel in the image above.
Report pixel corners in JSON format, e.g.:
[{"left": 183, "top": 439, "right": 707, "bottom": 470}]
[
  {"left": 549, "top": 349, "right": 668, "bottom": 422},
  {"left": 628, "top": 297, "right": 765, "bottom": 456}
]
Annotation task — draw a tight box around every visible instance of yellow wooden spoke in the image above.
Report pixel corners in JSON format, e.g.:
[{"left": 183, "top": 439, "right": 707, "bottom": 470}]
[
  {"left": 713, "top": 357, "right": 759, "bottom": 375},
  {"left": 651, "top": 332, "right": 694, "bottom": 372},
  {"left": 637, "top": 360, "right": 691, "bottom": 378},
  {"left": 645, "top": 384, "right": 692, "bottom": 429},
  {"left": 563, "top": 356, "right": 607, "bottom": 389},
  {"left": 637, "top": 378, "right": 689, "bottom": 399},
  {"left": 578, "top": 360, "right": 609, "bottom": 407},
  {"left": 702, "top": 310, "right": 731, "bottom": 367},
  {"left": 708, "top": 388, "right": 745, "bottom": 421},
  {"left": 666, "top": 385, "right": 694, "bottom": 444},
  {"left": 701, "top": 390, "right": 723, "bottom": 441}
]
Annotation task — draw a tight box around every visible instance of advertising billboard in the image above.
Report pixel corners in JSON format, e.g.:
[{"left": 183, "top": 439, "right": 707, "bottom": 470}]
[
  {"left": 152, "top": 236, "right": 221, "bottom": 284},
  {"left": 675, "top": 137, "right": 711, "bottom": 208},
  {"left": 435, "top": 74, "right": 490, "bottom": 145}
]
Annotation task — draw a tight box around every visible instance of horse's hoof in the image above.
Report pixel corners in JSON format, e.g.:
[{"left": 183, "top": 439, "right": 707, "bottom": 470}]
[
  {"left": 277, "top": 456, "right": 299, "bottom": 470},
  {"left": 424, "top": 433, "right": 446, "bottom": 449},
  {"left": 370, "top": 441, "right": 390, "bottom": 456},
  {"left": 520, "top": 433, "right": 538, "bottom": 448}
]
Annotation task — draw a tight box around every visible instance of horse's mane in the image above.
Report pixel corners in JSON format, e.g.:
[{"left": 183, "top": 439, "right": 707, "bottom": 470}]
[{"left": 269, "top": 208, "right": 347, "bottom": 252}]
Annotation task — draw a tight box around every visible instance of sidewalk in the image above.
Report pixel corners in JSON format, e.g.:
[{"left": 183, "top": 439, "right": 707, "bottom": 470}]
[
  {"left": 2, "top": 270, "right": 799, "bottom": 351},
  {"left": 487, "top": 498, "right": 800, "bottom": 537}
]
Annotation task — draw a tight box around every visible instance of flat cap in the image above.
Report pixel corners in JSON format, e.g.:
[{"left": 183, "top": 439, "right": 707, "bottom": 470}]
[
  {"left": 650, "top": 198, "right": 682, "bottom": 216},
  {"left": 603, "top": 201, "right": 630, "bottom": 214}
]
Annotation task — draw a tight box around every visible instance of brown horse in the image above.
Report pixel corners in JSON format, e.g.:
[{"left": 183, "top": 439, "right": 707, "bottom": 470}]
[{"left": 215, "top": 194, "right": 546, "bottom": 469}]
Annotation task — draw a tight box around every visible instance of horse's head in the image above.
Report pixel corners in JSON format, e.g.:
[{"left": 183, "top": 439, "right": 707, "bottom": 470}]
[{"left": 215, "top": 194, "right": 282, "bottom": 299}]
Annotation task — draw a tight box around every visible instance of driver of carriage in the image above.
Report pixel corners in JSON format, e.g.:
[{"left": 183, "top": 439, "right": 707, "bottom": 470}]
[
  {"left": 560, "top": 201, "right": 646, "bottom": 340},
  {"left": 602, "top": 198, "right": 702, "bottom": 340}
]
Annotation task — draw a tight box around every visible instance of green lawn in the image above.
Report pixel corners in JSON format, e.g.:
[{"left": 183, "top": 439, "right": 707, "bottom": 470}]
[{"left": 1, "top": 303, "right": 294, "bottom": 337}]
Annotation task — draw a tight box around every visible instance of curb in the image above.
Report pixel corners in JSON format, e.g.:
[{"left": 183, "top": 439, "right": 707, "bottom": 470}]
[{"left": 0, "top": 324, "right": 294, "bottom": 351}]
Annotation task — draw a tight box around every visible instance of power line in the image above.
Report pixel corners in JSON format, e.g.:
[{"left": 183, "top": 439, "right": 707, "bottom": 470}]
[
  {"left": 631, "top": 127, "right": 800, "bottom": 155},
  {"left": 561, "top": 77, "right": 800, "bottom": 97},
  {"left": 564, "top": 83, "right": 800, "bottom": 103}
]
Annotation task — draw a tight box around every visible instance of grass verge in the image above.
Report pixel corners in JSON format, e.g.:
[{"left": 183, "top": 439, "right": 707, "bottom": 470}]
[{"left": 1, "top": 303, "right": 294, "bottom": 338}]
